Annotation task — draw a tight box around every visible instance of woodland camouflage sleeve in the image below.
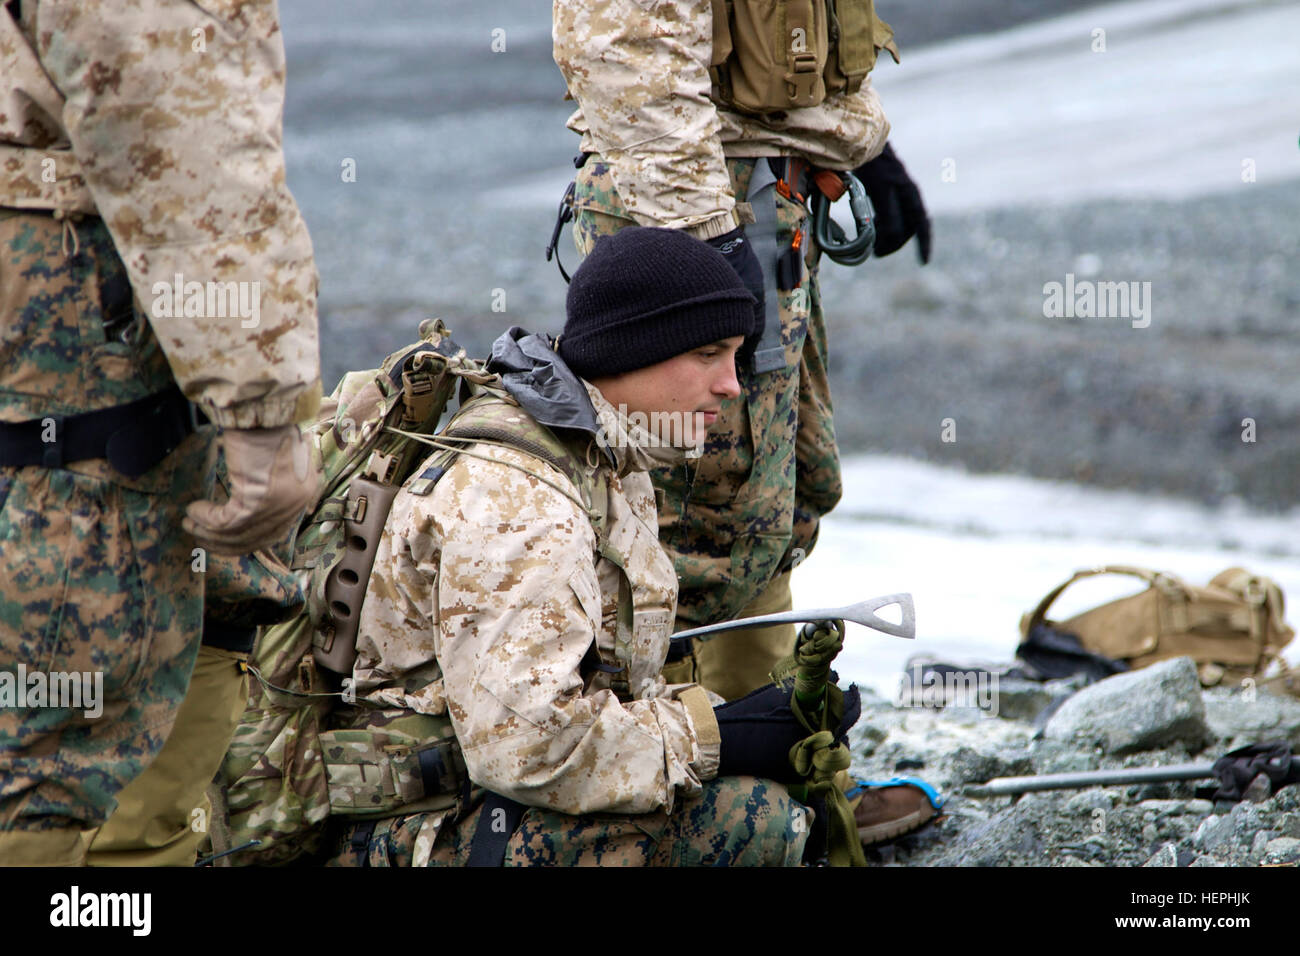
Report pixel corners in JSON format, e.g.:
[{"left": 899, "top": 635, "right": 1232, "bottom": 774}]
[
  {"left": 430, "top": 447, "right": 716, "bottom": 816},
  {"left": 553, "top": 0, "right": 738, "bottom": 237},
  {"left": 34, "top": 0, "right": 321, "bottom": 428}
]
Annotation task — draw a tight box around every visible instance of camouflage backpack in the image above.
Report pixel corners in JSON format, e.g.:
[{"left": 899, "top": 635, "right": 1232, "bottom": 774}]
[{"left": 216, "top": 320, "right": 611, "bottom": 865}]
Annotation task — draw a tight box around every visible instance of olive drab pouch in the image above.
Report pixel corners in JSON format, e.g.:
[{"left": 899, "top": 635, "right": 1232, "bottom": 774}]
[
  {"left": 709, "top": 0, "right": 898, "bottom": 115},
  {"left": 1020, "top": 565, "right": 1295, "bottom": 688},
  {"left": 822, "top": 0, "right": 899, "bottom": 97},
  {"left": 317, "top": 721, "right": 467, "bottom": 818}
]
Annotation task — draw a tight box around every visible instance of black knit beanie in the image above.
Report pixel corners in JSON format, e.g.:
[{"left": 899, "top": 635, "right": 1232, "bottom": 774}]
[{"left": 558, "top": 227, "right": 757, "bottom": 379}]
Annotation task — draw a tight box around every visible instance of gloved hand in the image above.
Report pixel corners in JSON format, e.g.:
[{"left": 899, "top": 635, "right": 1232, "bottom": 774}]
[
  {"left": 715, "top": 678, "right": 862, "bottom": 784},
  {"left": 852, "top": 143, "right": 931, "bottom": 264},
  {"left": 184, "top": 424, "right": 319, "bottom": 556},
  {"left": 705, "top": 226, "right": 764, "bottom": 355}
]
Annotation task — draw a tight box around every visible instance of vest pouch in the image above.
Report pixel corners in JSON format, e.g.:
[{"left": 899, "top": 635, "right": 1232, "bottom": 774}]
[
  {"left": 824, "top": 0, "right": 896, "bottom": 95},
  {"left": 720, "top": 0, "right": 829, "bottom": 114},
  {"left": 319, "top": 729, "right": 463, "bottom": 818}
]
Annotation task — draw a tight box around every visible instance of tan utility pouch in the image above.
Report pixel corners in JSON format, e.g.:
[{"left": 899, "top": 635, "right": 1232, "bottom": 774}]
[
  {"left": 1020, "top": 565, "right": 1295, "bottom": 687},
  {"left": 710, "top": 0, "right": 898, "bottom": 114},
  {"left": 711, "top": 0, "right": 830, "bottom": 113},
  {"left": 319, "top": 729, "right": 466, "bottom": 818}
]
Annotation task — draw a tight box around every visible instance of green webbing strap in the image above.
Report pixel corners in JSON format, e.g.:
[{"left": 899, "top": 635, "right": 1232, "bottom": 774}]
[
  {"left": 786, "top": 621, "right": 867, "bottom": 867},
  {"left": 791, "top": 621, "right": 842, "bottom": 718}
]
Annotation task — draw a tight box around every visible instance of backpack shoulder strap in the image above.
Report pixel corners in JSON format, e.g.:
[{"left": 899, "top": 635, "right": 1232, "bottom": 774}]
[{"left": 413, "top": 393, "right": 610, "bottom": 540}]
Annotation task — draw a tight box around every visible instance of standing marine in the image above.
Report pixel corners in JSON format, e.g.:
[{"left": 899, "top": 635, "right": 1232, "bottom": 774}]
[
  {"left": 0, "top": 0, "right": 321, "bottom": 865},
  {"left": 552, "top": 0, "right": 932, "bottom": 700}
]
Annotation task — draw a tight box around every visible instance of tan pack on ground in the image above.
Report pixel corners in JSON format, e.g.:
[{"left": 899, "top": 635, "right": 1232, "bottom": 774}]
[
  {"left": 709, "top": 0, "right": 899, "bottom": 115},
  {"left": 1020, "top": 565, "right": 1295, "bottom": 687}
]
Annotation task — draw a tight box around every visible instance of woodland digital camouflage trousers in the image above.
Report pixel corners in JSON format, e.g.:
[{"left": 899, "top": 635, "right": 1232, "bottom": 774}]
[
  {"left": 327, "top": 775, "right": 808, "bottom": 867},
  {"left": 572, "top": 158, "right": 842, "bottom": 632},
  {"left": 0, "top": 212, "right": 211, "bottom": 849}
]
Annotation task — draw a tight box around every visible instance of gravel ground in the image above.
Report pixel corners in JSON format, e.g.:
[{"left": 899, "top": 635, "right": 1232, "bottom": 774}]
[
  {"left": 847, "top": 660, "right": 1300, "bottom": 867},
  {"left": 820, "top": 181, "right": 1300, "bottom": 509}
]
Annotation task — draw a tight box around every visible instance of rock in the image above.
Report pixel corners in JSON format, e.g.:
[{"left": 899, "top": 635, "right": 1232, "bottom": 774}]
[
  {"left": 1138, "top": 799, "right": 1188, "bottom": 816},
  {"left": 1272, "top": 785, "right": 1300, "bottom": 813},
  {"left": 1202, "top": 687, "right": 1300, "bottom": 746},
  {"left": 932, "top": 793, "right": 1056, "bottom": 866},
  {"left": 1259, "top": 837, "right": 1300, "bottom": 865},
  {"left": 1192, "top": 814, "right": 1233, "bottom": 852},
  {"left": 986, "top": 677, "right": 1057, "bottom": 721},
  {"left": 1243, "top": 773, "right": 1273, "bottom": 803},
  {"left": 1043, "top": 657, "right": 1209, "bottom": 755},
  {"left": 946, "top": 744, "right": 1035, "bottom": 785},
  {"left": 1134, "top": 783, "right": 1178, "bottom": 801},
  {"left": 1228, "top": 803, "right": 1274, "bottom": 848},
  {"left": 1143, "top": 843, "right": 1178, "bottom": 867},
  {"left": 1065, "top": 790, "right": 1115, "bottom": 814},
  {"left": 1249, "top": 829, "right": 1278, "bottom": 861},
  {"left": 1030, "top": 742, "right": 1099, "bottom": 775}
]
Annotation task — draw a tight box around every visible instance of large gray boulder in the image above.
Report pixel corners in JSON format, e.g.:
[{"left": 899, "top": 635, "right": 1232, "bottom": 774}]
[{"left": 1042, "top": 657, "right": 1209, "bottom": 755}]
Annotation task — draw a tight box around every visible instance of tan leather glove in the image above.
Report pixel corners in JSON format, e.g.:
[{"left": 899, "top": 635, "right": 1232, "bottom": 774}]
[{"left": 184, "top": 425, "right": 319, "bottom": 556}]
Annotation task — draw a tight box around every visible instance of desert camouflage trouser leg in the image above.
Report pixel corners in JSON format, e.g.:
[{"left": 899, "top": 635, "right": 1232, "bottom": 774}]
[
  {"left": 327, "top": 775, "right": 807, "bottom": 867},
  {"left": 0, "top": 212, "right": 209, "bottom": 865},
  {"left": 573, "top": 157, "right": 841, "bottom": 694}
]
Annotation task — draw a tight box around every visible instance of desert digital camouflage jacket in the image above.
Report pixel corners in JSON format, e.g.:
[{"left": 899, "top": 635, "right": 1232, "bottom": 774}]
[
  {"left": 553, "top": 0, "right": 893, "bottom": 236},
  {"left": 352, "top": 381, "right": 722, "bottom": 816},
  {"left": 0, "top": 0, "right": 320, "bottom": 428}
]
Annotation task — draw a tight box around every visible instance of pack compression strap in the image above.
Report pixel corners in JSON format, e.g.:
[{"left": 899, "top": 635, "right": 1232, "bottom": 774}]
[{"left": 467, "top": 792, "right": 527, "bottom": 867}]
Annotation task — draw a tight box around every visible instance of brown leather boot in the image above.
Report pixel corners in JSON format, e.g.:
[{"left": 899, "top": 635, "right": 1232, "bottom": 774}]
[{"left": 845, "top": 777, "right": 944, "bottom": 845}]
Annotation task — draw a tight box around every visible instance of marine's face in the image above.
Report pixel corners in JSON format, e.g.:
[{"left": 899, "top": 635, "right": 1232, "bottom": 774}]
[{"left": 591, "top": 336, "right": 745, "bottom": 449}]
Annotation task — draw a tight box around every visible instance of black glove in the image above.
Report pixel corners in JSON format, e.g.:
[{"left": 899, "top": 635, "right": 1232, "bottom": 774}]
[
  {"left": 852, "top": 143, "right": 931, "bottom": 264},
  {"left": 714, "top": 679, "right": 862, "bottom": 784},
  {"left": 705, "top": 226, "right": 765, "bottom": 358}
]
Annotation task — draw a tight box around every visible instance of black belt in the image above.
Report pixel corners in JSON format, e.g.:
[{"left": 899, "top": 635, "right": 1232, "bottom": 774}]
[
  {"left": 201, "top": 621, "right": 257, "bottom": 654},
  {"left": 0, "top": 387, "right": 204, "bottom": 477}
]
